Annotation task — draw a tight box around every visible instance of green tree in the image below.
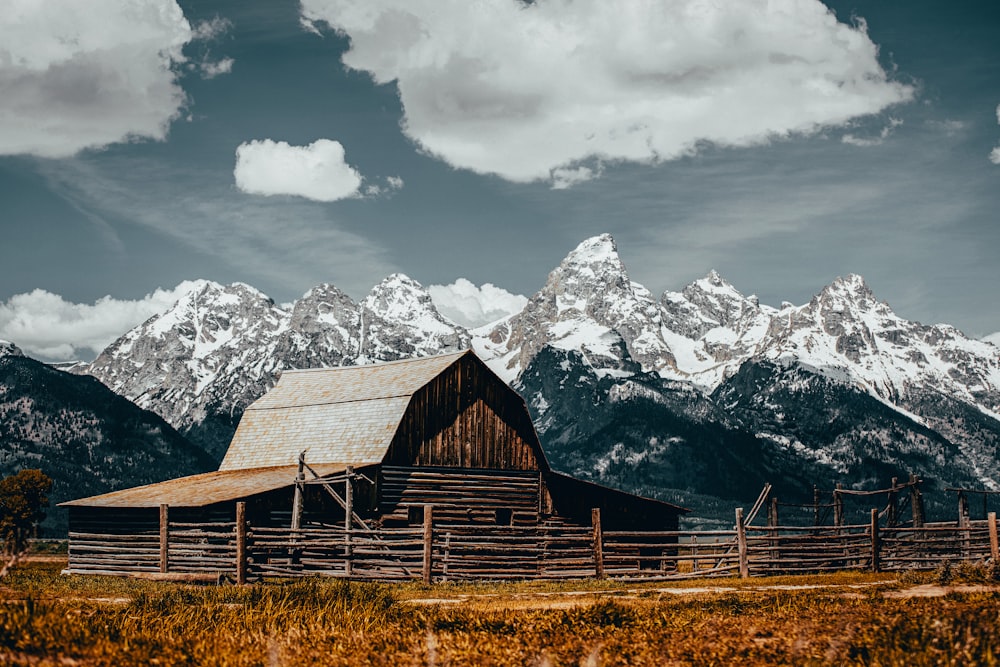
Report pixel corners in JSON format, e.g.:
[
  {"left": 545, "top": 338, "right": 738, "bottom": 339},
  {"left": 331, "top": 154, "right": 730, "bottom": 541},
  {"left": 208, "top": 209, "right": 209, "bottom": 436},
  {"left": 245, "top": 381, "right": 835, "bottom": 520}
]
[{"left": 0, "top": 469, "right": 53, "bottom": 556}]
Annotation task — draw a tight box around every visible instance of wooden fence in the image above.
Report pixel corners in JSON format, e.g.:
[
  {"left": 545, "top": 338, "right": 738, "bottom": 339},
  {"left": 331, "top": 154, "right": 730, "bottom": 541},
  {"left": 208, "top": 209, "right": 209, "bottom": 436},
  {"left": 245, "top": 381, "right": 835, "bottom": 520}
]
[{"left": 65, "top": 505, "right": 1000, "bottom": 583}]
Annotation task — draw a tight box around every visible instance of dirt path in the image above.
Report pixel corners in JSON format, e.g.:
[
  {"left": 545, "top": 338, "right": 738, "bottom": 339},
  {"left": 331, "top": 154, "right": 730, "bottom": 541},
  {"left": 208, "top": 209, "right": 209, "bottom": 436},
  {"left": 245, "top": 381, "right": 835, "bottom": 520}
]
[{"left": 403, "top": 580, "right": 1000, "bottom": 610}]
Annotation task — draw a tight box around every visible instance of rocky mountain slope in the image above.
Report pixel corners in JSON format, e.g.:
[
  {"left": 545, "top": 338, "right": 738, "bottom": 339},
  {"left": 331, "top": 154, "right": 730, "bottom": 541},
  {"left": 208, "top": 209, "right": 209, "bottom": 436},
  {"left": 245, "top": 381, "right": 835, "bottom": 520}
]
[
  {"left": 70, "top": 234, "right": 1000, "bottom": 519},
  {"left": 0, "top": 353, "right": 215, "bottom": 534}
]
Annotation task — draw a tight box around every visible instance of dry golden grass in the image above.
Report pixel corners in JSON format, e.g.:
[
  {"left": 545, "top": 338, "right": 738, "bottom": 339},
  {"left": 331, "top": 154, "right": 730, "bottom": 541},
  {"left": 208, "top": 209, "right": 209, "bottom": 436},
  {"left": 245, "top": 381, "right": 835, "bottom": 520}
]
[{"left": 1, "top": 560, "right": 998, "bottom": 666}]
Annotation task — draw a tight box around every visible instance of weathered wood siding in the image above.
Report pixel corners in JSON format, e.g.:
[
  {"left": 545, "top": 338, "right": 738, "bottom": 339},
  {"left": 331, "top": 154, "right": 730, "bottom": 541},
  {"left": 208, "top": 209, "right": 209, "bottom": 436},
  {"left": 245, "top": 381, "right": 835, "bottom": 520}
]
[
  {"left": 385, "top": 354, "right": 545, "bottom": 470},
  {"left": 379, "top": 466, "right": 541, "bottom": 526}
]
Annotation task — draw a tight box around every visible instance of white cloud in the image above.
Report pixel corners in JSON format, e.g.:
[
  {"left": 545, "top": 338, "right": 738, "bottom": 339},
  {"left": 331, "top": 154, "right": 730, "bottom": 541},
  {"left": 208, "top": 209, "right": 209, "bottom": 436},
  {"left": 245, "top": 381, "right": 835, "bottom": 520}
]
[
  {"left": 842, "top": 117, "right": 903, "bottom": 147},
  {"left": 363, "top": 175, "right": 405, "bottom": 197},
  {"left": 198, "top": 57, "right": 234, "bottom": 79},
  {"left": 991, "top": 104, "right": 1000, "bottom": 165},
  {"left": 428, "top": 279, "right": 527, "bottom": 328},
  {"left": 301, "top": 0, "right": 914, "bottom": 187},
  {"left": 234, "top": 139, "right": 364, "bottom": 202},
  {"left": 0, "top": 0, "right": 195, "bottom": 158},
  {"left": 0, "top": 282, "right": 201, "bottom": 361}
]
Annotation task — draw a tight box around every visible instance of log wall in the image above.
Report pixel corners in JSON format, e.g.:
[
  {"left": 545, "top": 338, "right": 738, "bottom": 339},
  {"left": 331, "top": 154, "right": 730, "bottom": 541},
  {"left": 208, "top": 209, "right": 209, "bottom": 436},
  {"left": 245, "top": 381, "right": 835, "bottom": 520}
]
[{"left": 379, "top": 466, "right": 541, "bottom": 526}]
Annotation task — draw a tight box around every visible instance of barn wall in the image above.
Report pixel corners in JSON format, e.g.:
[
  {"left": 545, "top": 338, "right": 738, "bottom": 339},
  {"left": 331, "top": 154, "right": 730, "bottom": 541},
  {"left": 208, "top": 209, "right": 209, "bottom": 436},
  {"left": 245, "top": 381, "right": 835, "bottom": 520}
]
[
  {"left": 385, "top": 355, "right": 545, "bottom": 470},
  {"left": 379, "top": 466, "right": 541, "bottom": 526}
]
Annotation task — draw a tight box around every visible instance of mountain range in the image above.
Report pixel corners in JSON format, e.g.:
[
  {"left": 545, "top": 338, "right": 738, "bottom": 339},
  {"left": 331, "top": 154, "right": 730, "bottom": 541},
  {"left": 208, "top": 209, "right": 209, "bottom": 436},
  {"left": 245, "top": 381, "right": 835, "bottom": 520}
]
[
  {"left": 0, "top": 341, "right": 214, "bottom": 533},
  {"left": 4, "top": 233, "right": 999, "bottom": 527}
]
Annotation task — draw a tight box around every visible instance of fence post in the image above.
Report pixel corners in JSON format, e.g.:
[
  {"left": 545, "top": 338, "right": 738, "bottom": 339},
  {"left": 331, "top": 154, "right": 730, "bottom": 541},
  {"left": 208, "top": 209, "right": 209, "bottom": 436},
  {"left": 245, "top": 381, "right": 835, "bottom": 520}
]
[
  {"left": 159, "top": 503, "right": 169, "bottom": 574},
  {"left": 592, "top": 508, "right": 605, "bottom": 579},
  {"left": 813, "top": 486, "right": 820, "bottom": 526},
  {"left": 989, "top": 512, "right": 998, "bottom": 562},
  {"left": 870, "top": 508, "right": 880, "bottom": 573},
  {"left": 736, "top": 507, "right": 749, "bottom": 578},
  {"left": 235, "top": 501, "right": 247, "bottom": 585},
  {"left": 422, "top": 505, "right": 434, "bottom": 585},
  {"left": 834, "top": 484, "right": 844, "bottom": 527},
  {"left": 960, "top": 492, "right": 972, "bottom": 560},
  {"left": 909, "top": 474, "right": 924, "bottom": 528},
  {"left": 345, "top": 465, "right": 353, "bottom": 578},
  {"left": 887, "top": 477, "right": 899, "bottom": 527}
]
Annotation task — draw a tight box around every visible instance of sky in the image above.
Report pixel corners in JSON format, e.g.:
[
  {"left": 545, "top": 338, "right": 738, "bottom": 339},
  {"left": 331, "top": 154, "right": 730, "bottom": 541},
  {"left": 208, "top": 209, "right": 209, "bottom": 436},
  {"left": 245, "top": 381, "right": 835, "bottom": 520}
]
[{"left": 1, "top": 0, "right": 998, "bottom": 361}]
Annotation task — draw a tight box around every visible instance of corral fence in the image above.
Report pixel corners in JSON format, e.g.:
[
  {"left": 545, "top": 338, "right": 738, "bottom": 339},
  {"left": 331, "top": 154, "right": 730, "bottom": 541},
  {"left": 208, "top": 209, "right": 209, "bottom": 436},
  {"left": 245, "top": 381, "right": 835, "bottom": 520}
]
[{"left": 65, "top": 503, "right": 1000, "bottom": 584}]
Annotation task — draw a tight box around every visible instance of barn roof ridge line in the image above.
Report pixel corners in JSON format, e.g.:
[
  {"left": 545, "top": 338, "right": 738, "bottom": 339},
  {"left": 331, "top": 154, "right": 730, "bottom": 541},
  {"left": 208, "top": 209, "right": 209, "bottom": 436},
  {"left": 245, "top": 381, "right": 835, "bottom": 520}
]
[{"left": 278, "top": 349, "right": 470, "bottom": 375}]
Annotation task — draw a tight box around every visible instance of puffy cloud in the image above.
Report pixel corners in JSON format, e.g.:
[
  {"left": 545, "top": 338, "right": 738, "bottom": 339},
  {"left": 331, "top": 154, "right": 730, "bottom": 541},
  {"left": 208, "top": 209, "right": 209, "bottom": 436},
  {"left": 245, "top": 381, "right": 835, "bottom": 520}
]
[
  {"left": 301, "top": 0, "right": 914, "bottom": 187},
  {"left": 234, "top": 139, "right": 364, "bottom": 202},
  {"left": 428, "top": 279, "right": 527, "bottom": 328},
  {"left": 0, "top": 282, "right": 202, "bottom": 361},
  {"left": 0, "top": 0, "right": 195, "bottom": 158}
]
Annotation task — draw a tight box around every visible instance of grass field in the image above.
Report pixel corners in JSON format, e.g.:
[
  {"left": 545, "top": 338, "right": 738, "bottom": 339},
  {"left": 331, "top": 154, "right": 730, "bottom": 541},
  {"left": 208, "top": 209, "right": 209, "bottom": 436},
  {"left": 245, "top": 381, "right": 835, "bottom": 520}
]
[{"left": 1, "top": 558, "right": 999, "bottom": 666}]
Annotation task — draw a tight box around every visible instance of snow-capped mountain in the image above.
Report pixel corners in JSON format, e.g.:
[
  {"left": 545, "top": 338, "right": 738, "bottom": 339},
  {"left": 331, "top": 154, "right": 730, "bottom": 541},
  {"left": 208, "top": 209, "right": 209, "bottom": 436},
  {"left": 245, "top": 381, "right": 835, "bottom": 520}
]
[
  {"left": 82, "top": 275, "right": 469, "bottom": 458},
  {"left": 0, "top": 339, "right": 23, "bottom": 357},
  {"left": 474, "top": 234, "right": 672, "bottom": 382},
  {"left": 75, "top": 233, "right": 1000, "bottom": 516}
]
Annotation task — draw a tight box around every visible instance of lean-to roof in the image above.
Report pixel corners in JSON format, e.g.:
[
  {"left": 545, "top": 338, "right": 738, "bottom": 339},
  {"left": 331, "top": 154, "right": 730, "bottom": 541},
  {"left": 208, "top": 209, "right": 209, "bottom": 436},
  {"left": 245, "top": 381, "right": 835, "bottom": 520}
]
[
  {"left": 60, "top": 463, "right": 348, "bottom": 508},
  {"left": 219, "top": 351, "right": 470, "bottom": 471}
]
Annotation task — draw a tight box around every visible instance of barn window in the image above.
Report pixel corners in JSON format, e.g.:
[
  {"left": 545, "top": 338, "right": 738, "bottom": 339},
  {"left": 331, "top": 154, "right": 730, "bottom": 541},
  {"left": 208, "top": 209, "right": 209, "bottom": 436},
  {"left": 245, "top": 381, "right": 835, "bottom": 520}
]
[
  {"left": 407, "top": 505, "right": 424, "bottom": 525},
  {"left": 495, "top": 508, "right": 513, "bottom": 526}
]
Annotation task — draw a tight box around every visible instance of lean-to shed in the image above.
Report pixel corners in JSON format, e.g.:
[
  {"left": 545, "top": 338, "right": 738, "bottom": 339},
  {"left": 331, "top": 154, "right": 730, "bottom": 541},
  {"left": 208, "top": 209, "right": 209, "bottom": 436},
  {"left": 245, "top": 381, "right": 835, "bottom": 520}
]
[{"left": 63, "top": 351, "right": 686, "bottom": 576}]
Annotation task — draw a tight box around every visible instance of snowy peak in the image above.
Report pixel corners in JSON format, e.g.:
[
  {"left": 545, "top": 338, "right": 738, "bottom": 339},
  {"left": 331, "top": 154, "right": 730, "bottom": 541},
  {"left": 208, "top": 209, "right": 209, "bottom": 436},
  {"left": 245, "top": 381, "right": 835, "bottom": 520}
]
[
  {"left": 559, "top": 233, "right": 626, "bottom": 278},
  {"left": 359, "top": 274, "right": 470, "bottom": 363},
  {"left": 477, "top": 233, "right": 671, "bottom": 380},
  {"left": 813, "top": 273, "right": 882, "bottom": 315},
  {"left": 0, "top": 339, "right": 23, "bottom": 358},
  {"left": 663, "top": 270, "right": 767, "bottom": 339}
]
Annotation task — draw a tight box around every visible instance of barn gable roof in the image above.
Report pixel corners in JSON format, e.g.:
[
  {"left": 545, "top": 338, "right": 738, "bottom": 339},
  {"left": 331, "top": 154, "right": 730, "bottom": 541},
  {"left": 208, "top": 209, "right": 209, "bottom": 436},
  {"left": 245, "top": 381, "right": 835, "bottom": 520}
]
[{"left": 219, "top": 351, "right": 471, "bottom": 471}]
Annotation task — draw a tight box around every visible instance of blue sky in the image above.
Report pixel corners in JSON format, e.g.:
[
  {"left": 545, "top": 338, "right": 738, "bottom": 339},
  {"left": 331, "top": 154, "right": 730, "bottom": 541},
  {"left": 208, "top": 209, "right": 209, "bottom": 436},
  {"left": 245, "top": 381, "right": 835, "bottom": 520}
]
[{"left": 1, "top": 0, "right": 998, "bottom": 360}]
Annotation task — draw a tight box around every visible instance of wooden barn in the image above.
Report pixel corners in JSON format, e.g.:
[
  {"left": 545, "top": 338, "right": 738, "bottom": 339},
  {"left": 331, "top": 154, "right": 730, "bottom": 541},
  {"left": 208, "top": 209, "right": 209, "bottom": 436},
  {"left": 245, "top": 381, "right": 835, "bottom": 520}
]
[{"left": 62, "top": 351, "right": 686, "bottom": 580}]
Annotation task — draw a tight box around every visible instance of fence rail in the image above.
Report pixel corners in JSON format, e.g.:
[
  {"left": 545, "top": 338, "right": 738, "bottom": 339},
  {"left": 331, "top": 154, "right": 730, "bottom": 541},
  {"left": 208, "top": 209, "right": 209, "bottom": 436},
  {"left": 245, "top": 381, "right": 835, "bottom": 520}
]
[{"left": 63, "top": 505, "right": 1000, "bottom": 583}]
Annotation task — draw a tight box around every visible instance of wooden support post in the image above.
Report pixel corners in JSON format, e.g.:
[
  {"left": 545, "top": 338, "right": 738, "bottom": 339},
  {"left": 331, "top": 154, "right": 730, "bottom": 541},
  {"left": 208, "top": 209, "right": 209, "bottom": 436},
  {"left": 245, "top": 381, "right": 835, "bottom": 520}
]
[
  {"left": 910, "top": 474, "right": 924, "bottom": 528},
  {"left": 813, "top": 486, "right": 820, "bottom": 527},
  {"left": 888, "top": 477, "right": 898, "bottom": 527},
  {"left": 291, "top": 452, "right": 305, "bottom": 532},
  {"left": 736, "top": 507, "right": 749, "bottom": 579},
  {"left": 870, "top": 508, "right": 880, "bottom": 573},
  {"left": 592, "top": 508, "right": 605, "bottom": 579},
  {"left": 959, "top": 491, "right": 972, "bottom": 560},
  {"left": 690, "top": 535, "right": 699, "bottom": 573},
  {"left": 235, "top": 501, "right": 247, "bottom": 585},
  {"left": 989, "top": 512, "right": 998, "bottom": 562},
  {"left": 344, "top": 465, "right": 353, "bottom": 578},
  {"left": 422, "top": 505, "right": 434, "bottom": 585},
  {"left": 833, "top": 487, "right": 842, "bottom": 526},
  {"left": 159, "top": 503, "right": 169, "bottom": 574}
]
